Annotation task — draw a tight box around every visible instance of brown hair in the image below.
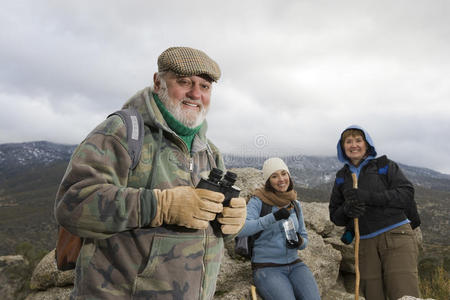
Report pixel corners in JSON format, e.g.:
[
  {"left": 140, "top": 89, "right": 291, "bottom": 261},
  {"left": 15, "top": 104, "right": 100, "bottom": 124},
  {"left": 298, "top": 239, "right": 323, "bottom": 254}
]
[{"left": 264, "top": 174, "right": 294, "bottom": 192}]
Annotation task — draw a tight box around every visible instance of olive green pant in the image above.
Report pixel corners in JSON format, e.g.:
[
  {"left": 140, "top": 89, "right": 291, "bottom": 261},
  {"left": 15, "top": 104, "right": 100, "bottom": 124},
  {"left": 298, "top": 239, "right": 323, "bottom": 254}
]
[{"left": 359, "top": 223, "right": 420, "bottom": 300}]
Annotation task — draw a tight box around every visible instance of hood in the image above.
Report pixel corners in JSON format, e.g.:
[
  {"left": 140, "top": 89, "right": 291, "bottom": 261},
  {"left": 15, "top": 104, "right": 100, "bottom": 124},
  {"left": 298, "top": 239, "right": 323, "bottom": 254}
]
[
  {"left": 121, "top": 86, "right": 209, "bottom": 141},
  {"left": 336, "top": 124, "right": 377, "bottom": 164}
]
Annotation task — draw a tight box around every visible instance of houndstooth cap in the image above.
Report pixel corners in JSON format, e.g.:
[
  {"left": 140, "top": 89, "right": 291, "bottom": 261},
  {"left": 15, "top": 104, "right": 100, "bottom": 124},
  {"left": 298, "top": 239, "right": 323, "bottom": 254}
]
[{"left": 157, "top": 47, "right": 221, "bottom": 82}]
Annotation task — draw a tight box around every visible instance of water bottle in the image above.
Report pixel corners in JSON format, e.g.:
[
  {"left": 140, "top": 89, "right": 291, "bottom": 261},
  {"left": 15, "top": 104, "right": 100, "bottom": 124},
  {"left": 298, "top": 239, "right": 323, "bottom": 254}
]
[{"left": 282, "top": 218, "right": 299, "bottom": 249}]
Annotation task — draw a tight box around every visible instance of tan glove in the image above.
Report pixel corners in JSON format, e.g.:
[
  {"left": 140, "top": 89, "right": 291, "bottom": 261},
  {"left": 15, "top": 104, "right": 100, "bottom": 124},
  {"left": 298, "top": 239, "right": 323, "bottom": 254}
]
[
  {"left": 151, "top": 186, "right": 224, "bottom": 229},
  {"left": 217, "top": 197, "right": 247, "bottom": 234}
]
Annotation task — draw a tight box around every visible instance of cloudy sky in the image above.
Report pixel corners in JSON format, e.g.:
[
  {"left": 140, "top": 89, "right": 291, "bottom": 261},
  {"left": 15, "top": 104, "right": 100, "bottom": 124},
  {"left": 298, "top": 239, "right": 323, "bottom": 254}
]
[{"left": 1, "top": 0, "right": 449, "bottom": 174}]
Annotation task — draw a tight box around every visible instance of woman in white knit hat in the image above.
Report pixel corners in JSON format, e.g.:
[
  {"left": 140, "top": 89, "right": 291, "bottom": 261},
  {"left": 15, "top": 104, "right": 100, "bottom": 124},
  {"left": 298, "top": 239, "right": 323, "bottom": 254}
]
[{"left": 237, "top": 157, "right": 320, "bottom": 300}]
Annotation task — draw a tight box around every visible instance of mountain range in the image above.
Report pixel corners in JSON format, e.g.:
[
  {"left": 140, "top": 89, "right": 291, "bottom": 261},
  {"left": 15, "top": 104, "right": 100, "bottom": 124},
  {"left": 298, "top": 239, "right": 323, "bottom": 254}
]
[{"left": 0, "top": 141, "right": 449, "bottom": 256}]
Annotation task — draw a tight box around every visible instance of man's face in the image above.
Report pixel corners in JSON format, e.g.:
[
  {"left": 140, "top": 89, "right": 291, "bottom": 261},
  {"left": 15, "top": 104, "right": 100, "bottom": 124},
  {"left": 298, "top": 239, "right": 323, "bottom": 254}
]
[{"left": 154, "top": 72, "right": 212, "bottom": 128}]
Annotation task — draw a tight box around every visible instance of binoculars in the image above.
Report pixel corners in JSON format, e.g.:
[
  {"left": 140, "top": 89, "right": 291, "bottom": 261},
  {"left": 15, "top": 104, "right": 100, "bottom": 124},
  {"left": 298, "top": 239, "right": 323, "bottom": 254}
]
[{"left": 196, "top": 168, "right": 240, "bottom": 206}]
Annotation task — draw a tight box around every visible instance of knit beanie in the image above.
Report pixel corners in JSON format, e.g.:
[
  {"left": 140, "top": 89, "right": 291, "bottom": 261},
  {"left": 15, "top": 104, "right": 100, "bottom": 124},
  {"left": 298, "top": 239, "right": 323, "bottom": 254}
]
[{"left": 262, "top": 157, "right": 290, "bottom": 183}]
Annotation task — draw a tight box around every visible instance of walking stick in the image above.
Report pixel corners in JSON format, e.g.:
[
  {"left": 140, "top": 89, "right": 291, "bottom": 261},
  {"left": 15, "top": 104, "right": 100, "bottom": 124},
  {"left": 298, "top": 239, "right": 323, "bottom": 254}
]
[
  {"left": 251, "top": 284, "right": 257, "bottom": 300},
  {"left": 352, "top": 173, "right": 360, "bottom": 300}
]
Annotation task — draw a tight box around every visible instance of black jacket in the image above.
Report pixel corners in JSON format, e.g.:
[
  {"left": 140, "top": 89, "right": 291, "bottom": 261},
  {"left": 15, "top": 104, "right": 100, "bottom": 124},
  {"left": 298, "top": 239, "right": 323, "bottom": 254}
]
[{"left": 329, "top": 156, "right": 420, "bottom": 236}]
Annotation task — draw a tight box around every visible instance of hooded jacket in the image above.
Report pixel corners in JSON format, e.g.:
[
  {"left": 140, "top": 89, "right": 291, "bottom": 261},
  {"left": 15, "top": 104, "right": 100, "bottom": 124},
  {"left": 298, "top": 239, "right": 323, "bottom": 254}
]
[
  {"left": 329, "top": 125, "right": 419, "bottom": 237},
  {"left": 237, "top": 197, "right": 308, "bottom": 264},
  {"left": 55, "top": 87, "right": 225, "bottom": 300}
]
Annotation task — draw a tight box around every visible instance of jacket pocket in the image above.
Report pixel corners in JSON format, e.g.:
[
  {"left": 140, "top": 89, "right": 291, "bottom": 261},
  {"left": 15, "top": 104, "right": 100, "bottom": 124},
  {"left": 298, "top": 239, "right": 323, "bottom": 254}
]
[{"left": 132, "top": 234, "right": 205, "bottom": 299}]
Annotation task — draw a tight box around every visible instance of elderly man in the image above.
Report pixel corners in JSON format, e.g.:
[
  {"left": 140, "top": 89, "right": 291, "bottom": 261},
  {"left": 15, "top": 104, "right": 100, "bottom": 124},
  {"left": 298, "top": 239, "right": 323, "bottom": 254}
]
[{"left": 55, "top": 47, "right": 246, "bottom": 299}]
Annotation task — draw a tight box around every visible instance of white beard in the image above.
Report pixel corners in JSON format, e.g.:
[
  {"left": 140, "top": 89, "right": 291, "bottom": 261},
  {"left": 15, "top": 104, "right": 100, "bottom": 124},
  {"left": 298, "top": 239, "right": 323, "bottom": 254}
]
[{"left": 157, "top": 81, "right": 207, "bottom": 128}]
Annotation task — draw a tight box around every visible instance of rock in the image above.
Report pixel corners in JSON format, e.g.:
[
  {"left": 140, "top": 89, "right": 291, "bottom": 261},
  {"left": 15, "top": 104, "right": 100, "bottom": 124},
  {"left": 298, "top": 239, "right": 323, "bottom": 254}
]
[
  {"left": 397, "top": 296, "right": 435, "bottom": 300},
  {"left": 25, "top": 287, "right": 72, "bottom": 300},
  {"left": 325, "top": 235, "right": 355, "bottom": 273},
  {"left": 302, "top": 202, "right": 335, "bottom": 236},
  {"left": 229, "top": 167, "right": 264, "bottom": 201},
  {"left": 322, "top": 274, "right": 366, "bottom": 300},
  {"left": 215, "top": 250, "right": 254, "bottom": 300},
  {"left": 0, "top": 255, "right": 29, "bottom": 300},
  {"left": 299, "top": 230, "right": 342, "bottom": 295},
  {"left": 30, "top": 249, "right": 74, "bottom": 290},
  {"left": 413, "top": 227, "right": 424, "bottom": 251},
  {"left": 323, "top": 288, "right": 365, "bottom": 300},
  {"left": 0, "top": 254, "right": 25, "bottom": 265}
]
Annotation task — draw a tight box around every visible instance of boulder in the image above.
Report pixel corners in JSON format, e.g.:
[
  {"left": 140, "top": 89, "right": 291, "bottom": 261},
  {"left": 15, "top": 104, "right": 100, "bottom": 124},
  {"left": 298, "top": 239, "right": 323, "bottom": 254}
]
[
  {"left": 301, "top": 201, "right": 335, "bottom": 237},
  {"left": 29, "top": 249, "right": 74, "bottom": 290},
  {"left": 398, "top": 297, "right": 435, "bottom": 300},
  {"left": 298, "top": 230, "right": 341, "bottom": 295},
  {"left": 25, "top": 287, "right": 72, "bottom": 300},
  {"left": 0, "top": 255, "right": 28, "bottom": 300},
  {"left": 229, "top": 167, "right": 264, "bottom": 201},
  {"left": 214, "top": 250, "right": 254, "bottom": 300}
]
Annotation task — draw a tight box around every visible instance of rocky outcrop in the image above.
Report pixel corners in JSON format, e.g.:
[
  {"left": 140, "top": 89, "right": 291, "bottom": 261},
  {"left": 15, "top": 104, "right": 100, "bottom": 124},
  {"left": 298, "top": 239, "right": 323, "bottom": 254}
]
[
  {"left": 29, "top": 250, "right": 73, "bottom": 290},
  {"left": 0, "top": 255, "right": 28, "bottom": 299},
  {"left": 2, "top": 167, "right": 429, "bottom": 300},
  {"left": 398, "top": 297, "right": 435, "bottom": 300}
]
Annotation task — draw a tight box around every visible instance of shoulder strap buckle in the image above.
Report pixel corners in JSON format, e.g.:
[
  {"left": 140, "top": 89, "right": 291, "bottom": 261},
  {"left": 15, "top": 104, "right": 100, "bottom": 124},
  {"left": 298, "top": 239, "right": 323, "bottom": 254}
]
[{"left": 108, "top": 108, "right": 144, "bottom": 170}]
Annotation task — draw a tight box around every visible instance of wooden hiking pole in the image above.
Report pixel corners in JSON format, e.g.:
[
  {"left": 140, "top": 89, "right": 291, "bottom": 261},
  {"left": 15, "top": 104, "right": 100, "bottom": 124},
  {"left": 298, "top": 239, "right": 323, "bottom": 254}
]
[
  {"left": 352, "top": 173, "right": 360, "bottom": 300},
  {"left": 250, "top": 284, "right": 257, "bottom": 300}
]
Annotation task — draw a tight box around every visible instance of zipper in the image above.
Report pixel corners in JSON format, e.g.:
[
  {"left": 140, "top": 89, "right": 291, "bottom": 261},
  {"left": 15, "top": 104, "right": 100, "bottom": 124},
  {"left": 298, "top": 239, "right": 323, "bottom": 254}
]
[
  {"left": 166, "top": 129, "right": 194, "bottom": 179},
  {"left": 189, "top": 157, "right": 194, "bottom": 172}
]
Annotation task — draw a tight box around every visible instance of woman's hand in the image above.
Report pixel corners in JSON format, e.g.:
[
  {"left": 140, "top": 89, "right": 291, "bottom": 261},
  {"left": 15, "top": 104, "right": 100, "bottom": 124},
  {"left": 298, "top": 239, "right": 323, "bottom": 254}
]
[{"left": 273, "top": 207, "right": 290, "bottom": 221}]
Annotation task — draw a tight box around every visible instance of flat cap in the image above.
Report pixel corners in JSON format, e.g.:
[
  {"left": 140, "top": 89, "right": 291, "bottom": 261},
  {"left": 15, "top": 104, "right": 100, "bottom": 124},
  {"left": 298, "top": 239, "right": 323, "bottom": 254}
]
[{"left": 158, "top": 47, "right": 221, "bottom": 82}]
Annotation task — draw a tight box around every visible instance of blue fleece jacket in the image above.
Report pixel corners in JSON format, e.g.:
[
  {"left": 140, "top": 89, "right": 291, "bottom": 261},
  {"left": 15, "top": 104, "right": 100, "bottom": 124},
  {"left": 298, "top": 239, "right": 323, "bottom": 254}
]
[{"left": 237, "top": 197, "right": 308, "bottom": 264}]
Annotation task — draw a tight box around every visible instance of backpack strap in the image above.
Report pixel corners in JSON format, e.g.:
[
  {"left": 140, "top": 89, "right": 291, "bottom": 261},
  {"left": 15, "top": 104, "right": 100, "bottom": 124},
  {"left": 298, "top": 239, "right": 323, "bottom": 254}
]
[
  {"left": 253, "top": 201, "right": 272, "bottom": 241},
  {"left": 205, "top": 139, "right": 218, "bottom": 169},
  {"left": 376, "top": 155, "right": 421, "bottom": 229},
  {"left": 260, "top": 201, "right": 272, "bottom": 216},
  {"left": 375, "top": 155, "right": 389, "bottom": 187},
  {"left": 108, "top": 108, "right": 144, "bottom": 170},
  {"left": 334, "top": 165, "right": 349, "bottom": 186},
  {"left": 292, "top": 200, "right": 300, "bottom": 218},
  {"left": 240, "top": 201, "right": 272, "bottom": 259}
]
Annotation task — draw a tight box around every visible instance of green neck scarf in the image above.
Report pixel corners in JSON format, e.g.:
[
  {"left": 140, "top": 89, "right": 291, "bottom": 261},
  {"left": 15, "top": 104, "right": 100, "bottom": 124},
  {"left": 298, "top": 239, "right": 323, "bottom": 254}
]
[{"left": 153, "top": 93, "right": 202, "bottom": 152}]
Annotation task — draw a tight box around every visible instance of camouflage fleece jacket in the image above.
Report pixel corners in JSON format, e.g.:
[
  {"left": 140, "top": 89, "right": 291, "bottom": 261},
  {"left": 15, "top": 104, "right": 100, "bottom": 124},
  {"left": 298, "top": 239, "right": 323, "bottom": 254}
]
[{"left": 54, "top": 87, "right": 226, "bottom": 300}]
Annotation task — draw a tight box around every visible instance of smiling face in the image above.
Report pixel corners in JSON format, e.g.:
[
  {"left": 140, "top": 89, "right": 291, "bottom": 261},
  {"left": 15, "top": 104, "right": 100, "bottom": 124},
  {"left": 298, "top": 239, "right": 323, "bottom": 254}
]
[
  {"left": 268, "top": 169, "right": 291, "bottom": 192},
  {"left": 343, "top": 133, "right": 368, "bottom": 166},
  {"left": 154, "top": 71, "right": 212, "bottom": 128}
]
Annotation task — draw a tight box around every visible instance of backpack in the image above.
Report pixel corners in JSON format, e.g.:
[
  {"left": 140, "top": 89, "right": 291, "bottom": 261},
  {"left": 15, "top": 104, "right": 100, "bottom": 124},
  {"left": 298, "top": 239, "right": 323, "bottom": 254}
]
[
  {"left": 55, "top": 108, "right": 144, "bottom": 271},
  {"left": 234, "top": 200, "right": 300, "bottom": 259},
  {"left": 375, "top": 155, "right": 421, "bottom": 229}
]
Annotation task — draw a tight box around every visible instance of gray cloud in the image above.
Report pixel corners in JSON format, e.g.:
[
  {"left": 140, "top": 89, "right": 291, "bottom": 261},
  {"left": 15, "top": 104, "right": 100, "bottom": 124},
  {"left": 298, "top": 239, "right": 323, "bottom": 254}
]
[{"left": 1, "top": 0, "right": 449, "bottom": 174}]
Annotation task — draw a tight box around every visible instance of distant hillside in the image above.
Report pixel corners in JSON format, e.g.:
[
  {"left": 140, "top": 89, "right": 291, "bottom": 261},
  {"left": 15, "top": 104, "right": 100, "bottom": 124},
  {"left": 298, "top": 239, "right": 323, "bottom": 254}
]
[
  {"left": 0, "top": 141, "right": 75, "bottom": 177},
  {"left": 0, "top": 161, "right": 68, "bottom": 255},
  {"left": 224, "top": 154, "right": 450, "bottom": 191},
  {"left": 0, "top": 141, "right": 449, "bottom": 256},
  {"left": 2, "top": 142, "right": 449, "bottom": 190}
]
